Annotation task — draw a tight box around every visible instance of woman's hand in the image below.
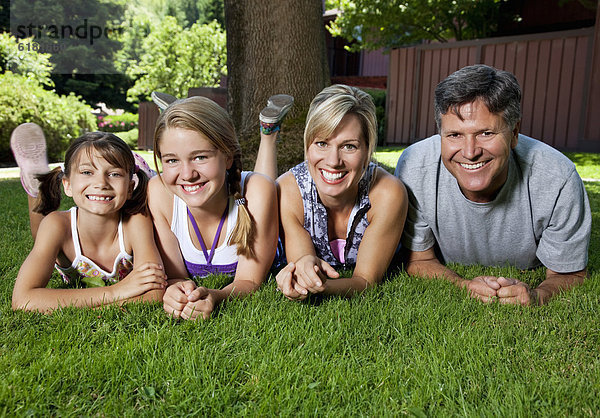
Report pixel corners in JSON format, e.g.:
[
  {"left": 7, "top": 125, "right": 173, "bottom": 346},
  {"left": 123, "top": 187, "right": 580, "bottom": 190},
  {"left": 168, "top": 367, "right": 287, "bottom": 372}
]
[
  {"left": 294, "top": 254, "right": 339, "bottom": 294},
  {"left": 276, "top": 262, "right": 307, "bottom": 300}
]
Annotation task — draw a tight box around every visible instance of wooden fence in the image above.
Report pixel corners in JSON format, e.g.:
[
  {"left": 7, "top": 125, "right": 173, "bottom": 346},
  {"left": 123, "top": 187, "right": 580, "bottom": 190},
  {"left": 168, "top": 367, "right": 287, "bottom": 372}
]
[{"left": 386, "top": 27, "right": 600, "bottom": 152}]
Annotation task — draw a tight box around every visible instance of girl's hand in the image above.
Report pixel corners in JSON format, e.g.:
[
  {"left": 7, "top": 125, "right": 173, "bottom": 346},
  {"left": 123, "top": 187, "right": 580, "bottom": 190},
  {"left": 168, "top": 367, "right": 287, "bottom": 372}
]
[
  {"left": 294, "top": 255, "right": 339, "bottom": 295},
  {"left": 163, "top": 279, "right": 197, "bottom": 318},
  {"left": 181, "top": 287, "right": 217, "bottom": 320},
  {"left": 111, "top": 262, "right": 166, "bottom": 301},
  {"left": 276, "top": 262, "right": 308, "bottom": 301}
]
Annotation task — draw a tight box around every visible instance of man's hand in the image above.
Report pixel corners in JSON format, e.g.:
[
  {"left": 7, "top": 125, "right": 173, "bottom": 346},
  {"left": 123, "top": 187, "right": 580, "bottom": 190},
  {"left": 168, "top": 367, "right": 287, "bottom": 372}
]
[
  {"left": 461, "top": 276, "right": 499, "bottom": 302},
  {"left": 495, "top": 277, "right": 538, "bottom": 306}
]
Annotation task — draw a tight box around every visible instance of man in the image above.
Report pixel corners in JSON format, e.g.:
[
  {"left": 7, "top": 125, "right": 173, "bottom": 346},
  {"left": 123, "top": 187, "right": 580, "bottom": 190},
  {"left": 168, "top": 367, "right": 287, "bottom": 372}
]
[{"left": 394, "top": 64, "right": 591, "bottom": 305}]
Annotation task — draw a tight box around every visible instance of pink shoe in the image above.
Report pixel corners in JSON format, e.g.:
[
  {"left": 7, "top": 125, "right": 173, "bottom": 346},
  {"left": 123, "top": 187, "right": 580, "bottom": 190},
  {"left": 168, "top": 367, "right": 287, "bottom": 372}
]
[{"left": 10, "top": 123, "right": 49, "bottom": 197}]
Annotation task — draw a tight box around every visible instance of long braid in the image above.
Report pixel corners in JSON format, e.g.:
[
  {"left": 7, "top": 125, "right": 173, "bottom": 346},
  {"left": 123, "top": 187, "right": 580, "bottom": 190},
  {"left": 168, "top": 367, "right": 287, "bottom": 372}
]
[{"left": 227, "top": 155, "right": 256, "bottom": 259}]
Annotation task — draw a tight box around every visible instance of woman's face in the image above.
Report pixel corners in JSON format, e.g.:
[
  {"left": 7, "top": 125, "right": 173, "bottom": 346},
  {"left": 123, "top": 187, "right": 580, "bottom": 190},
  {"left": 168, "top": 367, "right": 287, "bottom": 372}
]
[
  {"left": 158, "top": 127, "right": 232, "bottom": 210},
  {"left": 306, "top": 113, "right": 369, "bottom": 204}
]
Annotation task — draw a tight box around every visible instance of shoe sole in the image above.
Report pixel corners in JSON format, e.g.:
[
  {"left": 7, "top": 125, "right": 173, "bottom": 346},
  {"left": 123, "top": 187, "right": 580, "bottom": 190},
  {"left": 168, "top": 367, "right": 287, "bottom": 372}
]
[
  {"left": 10, "top": 123, "right": 49, "bottom": 197},
  {"left": 151, "top": 91, "right": 178, "bottom": 111},
  {"left": 260, "top": 94, "right": 294, "bottom": 124}
]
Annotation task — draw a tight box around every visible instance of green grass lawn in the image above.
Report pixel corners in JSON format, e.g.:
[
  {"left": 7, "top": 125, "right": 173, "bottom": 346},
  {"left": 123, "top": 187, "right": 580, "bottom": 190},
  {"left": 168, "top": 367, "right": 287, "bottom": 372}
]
[{"left": 0, "top": 159, "right": 599, "bottom": 415}]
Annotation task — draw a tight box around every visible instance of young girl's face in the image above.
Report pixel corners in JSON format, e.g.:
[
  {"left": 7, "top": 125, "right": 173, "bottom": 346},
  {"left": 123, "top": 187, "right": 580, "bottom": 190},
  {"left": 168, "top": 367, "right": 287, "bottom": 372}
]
[
  {"left": 63, "top": 148, "right": 133, "bottom": 216},
  {"left": 158, "top": 128, "right": 233, "bottom": 210}
]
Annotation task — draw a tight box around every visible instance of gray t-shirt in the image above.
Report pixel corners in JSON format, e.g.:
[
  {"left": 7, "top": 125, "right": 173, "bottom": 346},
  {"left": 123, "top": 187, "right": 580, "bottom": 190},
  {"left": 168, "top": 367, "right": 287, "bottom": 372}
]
[{"left": 395, "top": 134, "right": 591, "bottom": 272}]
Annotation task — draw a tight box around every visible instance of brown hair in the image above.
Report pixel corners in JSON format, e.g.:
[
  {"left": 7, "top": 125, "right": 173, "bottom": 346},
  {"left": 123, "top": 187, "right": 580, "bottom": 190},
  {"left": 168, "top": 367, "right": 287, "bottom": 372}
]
[{"left": 35, "top": 132, "right": 148, "bottom": 217}]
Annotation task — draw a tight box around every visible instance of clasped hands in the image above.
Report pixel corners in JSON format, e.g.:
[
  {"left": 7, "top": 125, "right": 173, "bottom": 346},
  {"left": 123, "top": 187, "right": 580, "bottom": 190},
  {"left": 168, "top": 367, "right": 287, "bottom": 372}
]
[
  {"left": 275, "top": 255, "right": 340, "bottom": 301},
  {"left": 163, "top": 280, "right": 217, "bottom": 320},
  {"left": 462, "top": 276, "right": 539, "bottom": 306}
]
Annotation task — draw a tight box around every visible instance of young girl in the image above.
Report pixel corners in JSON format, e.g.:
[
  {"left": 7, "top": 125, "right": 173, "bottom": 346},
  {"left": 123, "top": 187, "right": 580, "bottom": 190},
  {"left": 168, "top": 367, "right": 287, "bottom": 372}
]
[
  {"left": 148, "top": 96, "right": 278, "bottom": 320},
  {"left": 11, "top": 126, "right": 166, "bottom": 312}
]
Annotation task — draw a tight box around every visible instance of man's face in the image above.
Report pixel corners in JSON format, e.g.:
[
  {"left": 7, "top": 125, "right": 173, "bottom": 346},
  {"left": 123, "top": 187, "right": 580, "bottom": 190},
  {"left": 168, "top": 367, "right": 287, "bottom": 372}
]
[{"left": 440, "top": 99, "right": 519, "bottom": 203}]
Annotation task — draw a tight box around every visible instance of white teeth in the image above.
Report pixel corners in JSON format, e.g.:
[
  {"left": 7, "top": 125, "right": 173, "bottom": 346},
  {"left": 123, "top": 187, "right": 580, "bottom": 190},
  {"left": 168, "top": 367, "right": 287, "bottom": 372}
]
[
  {"left": 88, "top": 195, "right": 112, "bottom": 201},
  {"left": 321, "top": 170, "right": 344, "bottom": 181},
  {"left": 460, "top": 162, "right": 486, "bottom": 170},
  {"left": 183, "top": 184, "right": 200, "bottom": 192}
]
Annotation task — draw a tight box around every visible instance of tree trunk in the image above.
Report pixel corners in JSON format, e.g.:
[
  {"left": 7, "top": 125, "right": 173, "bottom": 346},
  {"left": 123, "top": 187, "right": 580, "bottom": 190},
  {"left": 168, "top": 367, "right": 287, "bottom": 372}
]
[{"left": 224, "top": 0, "right": 330, "bottom": 141}]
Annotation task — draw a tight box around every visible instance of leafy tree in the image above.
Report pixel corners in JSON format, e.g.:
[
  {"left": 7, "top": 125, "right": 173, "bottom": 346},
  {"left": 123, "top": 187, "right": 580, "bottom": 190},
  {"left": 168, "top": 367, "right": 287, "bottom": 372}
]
[
  {"left": 9, "top": 0, "right": 126, "bottom": 74},
  {"left": 328, "top": 0, "right": 513, "bottom": 51},
  {"left": 0, "top": 32, "right": 54, "bottom": 86},
  {"left": 126, "top": 16, "right": 226, "bottom": 101}
]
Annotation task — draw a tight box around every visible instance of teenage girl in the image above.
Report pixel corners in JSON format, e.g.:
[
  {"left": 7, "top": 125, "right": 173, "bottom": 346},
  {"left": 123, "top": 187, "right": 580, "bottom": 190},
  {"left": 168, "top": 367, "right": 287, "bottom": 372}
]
[
  {"left": 148, "top": 96, "right": 279, "bottom": 320},
  {"left": 11, "top": 126, "right": 166, "bottom": 312}
]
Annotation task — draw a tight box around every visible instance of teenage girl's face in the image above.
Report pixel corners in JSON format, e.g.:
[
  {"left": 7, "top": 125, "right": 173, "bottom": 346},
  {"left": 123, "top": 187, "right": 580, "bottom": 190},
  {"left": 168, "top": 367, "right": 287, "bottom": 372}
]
[
  {"left": 158, "top": 128, "right": 233, "bottom": 209},
  {"left": 63, "top": 149, "right": 133, "bottom": 217},
  {"left": 306, "top": 113, "right": 369, "bottom": 205}
]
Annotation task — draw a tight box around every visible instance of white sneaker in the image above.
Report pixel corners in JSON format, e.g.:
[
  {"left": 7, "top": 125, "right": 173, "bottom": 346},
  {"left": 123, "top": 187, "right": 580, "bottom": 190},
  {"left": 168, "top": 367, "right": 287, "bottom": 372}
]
[
  {"left": 151, "top": 91, "right": 178, "bottom": 111},
  {"left": 260, "top": 94, "right": 294, "bottom": 124}
]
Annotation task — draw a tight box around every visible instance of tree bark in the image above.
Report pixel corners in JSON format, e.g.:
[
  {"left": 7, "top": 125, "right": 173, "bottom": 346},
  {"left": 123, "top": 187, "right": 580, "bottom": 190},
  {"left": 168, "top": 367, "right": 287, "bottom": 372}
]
[{"left": 224, "top": 0, "right": 330, "bottom": 141}]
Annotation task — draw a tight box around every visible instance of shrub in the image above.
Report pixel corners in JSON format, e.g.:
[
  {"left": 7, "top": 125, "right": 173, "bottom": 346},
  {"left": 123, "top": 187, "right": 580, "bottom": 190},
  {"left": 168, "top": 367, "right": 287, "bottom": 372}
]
[
  {"left": 0, "top": 32, "right": 54, "bottom": 87},
  {"left": 0, "top": 72, "right": 97, "bottom": 163},
  {"left": 98, "top": 113, "right": 138, "bottom": 133},
  {"left": 113, "top": 129, "right": 139, "bottom": 150}
]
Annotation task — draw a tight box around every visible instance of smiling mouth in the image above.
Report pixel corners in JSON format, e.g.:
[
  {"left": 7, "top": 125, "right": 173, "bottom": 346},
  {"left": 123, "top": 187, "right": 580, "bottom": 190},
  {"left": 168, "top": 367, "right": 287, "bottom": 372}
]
[
  {"left": 87, "top": 195, "right": 113, "bottom": 201},
  {"left": 459, "top": 161, "right": 488, "bottom": 170},
  {"left": 181, "top": 183, "right": 206, "bottom": 193},
  {"left": 320, "top": 169, "right": 347, "bottom": 183}
]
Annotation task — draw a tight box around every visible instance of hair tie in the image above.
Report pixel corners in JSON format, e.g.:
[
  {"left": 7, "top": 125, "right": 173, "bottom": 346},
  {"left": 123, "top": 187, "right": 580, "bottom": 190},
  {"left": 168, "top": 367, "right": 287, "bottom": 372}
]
[{"left": 235, "top": 197, "right": 246, "bottom": 207}]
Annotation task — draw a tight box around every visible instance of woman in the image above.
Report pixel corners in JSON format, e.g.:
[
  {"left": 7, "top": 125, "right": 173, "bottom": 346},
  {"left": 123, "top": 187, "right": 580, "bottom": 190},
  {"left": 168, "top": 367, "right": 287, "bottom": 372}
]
[{"left": 272, "top": 85, "right": 408, "bottom": 300}]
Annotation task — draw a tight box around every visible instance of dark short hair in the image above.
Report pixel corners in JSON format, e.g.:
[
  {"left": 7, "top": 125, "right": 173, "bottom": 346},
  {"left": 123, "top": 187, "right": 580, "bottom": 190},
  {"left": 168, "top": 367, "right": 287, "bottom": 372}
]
[{"left": 434, "top": 64, "right": 522, "bottom": 131}]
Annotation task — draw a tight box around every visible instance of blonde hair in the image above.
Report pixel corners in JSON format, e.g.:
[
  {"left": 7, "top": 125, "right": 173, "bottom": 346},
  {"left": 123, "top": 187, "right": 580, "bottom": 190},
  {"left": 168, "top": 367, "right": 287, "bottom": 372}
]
[
  {"left": 304, "top": 84, "right": 377, "bottom": 168},
  {"left": 153, "top": 96, "right": 256, "bottom": 258}
]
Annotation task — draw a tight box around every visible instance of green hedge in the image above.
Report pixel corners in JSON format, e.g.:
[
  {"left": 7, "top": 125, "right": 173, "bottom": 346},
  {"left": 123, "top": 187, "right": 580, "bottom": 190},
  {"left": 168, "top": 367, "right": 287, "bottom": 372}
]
[
  {"left": 113, "top": 129, "right": 139, "bottom": 150},
  {"left": 0, "top": 72, "right": 97, "bottom": 163}
]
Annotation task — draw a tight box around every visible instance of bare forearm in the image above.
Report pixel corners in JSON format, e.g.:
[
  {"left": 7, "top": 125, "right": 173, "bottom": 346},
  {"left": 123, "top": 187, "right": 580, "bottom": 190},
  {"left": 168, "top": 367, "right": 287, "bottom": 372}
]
[
  {"left": 535, "top": 270, "right": 587, "bottom": 305},
  {"left": 213, "top": 279, "right": 262, "bottom": 305},
  {"left": 322, "top": 275, "right": 371, "bottom": 297},
  {"left": 12, "top": 287, "right": 120, "bottom": 312},
  {"left": 406, "top": 259, "right": 464, "bottom": 286},
  {"left": 124, "top": 289, "right": 165, "bottom": 304}
]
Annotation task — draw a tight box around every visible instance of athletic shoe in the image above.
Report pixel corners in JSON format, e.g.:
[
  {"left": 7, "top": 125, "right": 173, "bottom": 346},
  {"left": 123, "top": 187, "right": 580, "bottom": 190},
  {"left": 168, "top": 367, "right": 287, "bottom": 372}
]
[
  {"left": 10, "top": 123, "right": 49, "bottom": 198},
  {"left": 260, "top": 94, "right": 294, "bottom": 124},
  {"left": 151, "top": 91, "right": 177, "bottom": 111}
]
